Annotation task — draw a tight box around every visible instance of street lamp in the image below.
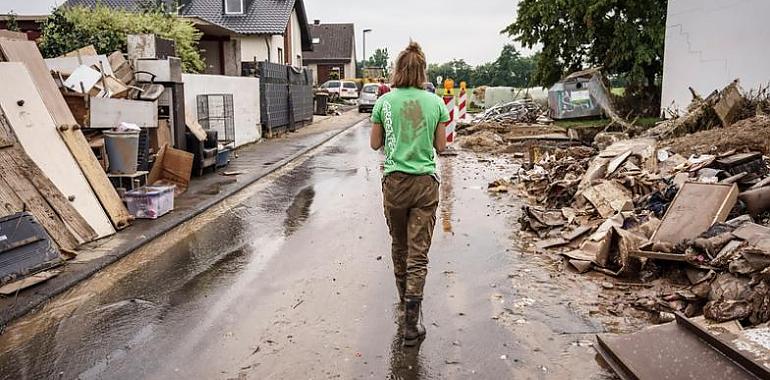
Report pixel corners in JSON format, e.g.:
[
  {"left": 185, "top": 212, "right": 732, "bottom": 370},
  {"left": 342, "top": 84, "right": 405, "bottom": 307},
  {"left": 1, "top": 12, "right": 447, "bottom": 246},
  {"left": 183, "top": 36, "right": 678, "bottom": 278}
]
[{"left": 363, "top": 28, "right": 373, "bottom": 65}]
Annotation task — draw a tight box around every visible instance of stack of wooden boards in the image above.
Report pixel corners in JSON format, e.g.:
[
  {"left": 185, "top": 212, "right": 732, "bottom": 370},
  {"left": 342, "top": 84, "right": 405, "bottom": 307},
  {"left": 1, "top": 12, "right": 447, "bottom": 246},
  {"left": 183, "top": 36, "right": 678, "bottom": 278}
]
[{"left": 0, "top": 37, "right": 132, "bottom": 253}]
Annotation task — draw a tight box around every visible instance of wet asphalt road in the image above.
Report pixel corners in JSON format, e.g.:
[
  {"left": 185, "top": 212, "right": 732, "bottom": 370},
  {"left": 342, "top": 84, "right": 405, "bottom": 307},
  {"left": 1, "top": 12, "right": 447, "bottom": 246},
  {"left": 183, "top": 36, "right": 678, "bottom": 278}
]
[{"left": 0, "top": 122, "right": 613, "bottom": 379}]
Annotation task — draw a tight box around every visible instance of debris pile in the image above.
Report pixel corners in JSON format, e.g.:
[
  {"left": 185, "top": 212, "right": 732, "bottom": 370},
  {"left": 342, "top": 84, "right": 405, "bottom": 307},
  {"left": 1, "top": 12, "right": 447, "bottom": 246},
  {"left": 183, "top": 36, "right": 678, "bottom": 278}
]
[
  {"left": 497, "top": 79, "right": 770, "bottom": 328},
  {"left": 471, "top": 99, "right": 546, "bottom": 124}
]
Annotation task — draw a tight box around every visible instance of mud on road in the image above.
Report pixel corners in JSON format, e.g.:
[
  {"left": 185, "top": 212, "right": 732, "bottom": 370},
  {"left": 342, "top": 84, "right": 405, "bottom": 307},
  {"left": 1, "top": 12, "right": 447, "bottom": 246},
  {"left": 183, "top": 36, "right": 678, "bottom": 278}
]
[{"left": 0, "top": 123, "right": 633, "bottom": 379}]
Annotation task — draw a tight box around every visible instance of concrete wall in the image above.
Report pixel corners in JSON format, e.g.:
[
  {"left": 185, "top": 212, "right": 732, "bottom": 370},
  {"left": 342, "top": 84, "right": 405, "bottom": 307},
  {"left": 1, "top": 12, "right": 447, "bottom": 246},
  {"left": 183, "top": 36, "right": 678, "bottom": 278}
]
[
  {"left": 662, "top": 0, "right": 770, "bottom": 114},
  {"left": 182, "top": 74, "right": 262, "bottom": 146}
]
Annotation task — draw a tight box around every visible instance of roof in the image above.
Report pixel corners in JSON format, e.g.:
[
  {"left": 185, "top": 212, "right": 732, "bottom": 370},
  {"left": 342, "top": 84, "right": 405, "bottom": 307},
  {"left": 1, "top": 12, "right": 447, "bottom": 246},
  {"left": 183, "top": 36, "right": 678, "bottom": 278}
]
[
  {"left": 302, "top": 23, "right": 354, "bottom": 63},
  {"left": 63, "top": 0, "right": 312, "bottom": 49}
]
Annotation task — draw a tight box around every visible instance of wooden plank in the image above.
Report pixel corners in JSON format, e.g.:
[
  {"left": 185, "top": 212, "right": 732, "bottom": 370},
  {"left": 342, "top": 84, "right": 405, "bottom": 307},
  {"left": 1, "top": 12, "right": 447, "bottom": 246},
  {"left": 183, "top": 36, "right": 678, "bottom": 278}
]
[
  {"left": 0, "top": 30, "right": 27, "bottom": 41},
  {"left": 0, "top": 109, "right": 93, "bottom": 247},
  {"left": 89, "top": 97, "right": 157, "bottom": 129},
  {"left": 0, "top": 39, "right": 132, "bottom": 230},
  {"left": 652, "top": 182, "right": 738, "bottom": 245},
  {"left": 0, "top": 63, "right": 114, "bottom": 240},
  {"left": 0, "top": 269, "right": 61, "bottom": 295},
  {"left": 59, "top": 45, "right": 98, "bottom": 58},
  {"left": 185, "top": 110, "right": 207, "bottom": 141}
]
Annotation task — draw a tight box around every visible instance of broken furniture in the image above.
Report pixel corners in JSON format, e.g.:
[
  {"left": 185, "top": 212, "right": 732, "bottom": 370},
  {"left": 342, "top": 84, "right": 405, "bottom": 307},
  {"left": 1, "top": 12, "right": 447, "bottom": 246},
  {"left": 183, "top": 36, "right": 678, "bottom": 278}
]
[
  {"left": 107, "top": 171, "right": 149, "bottom": 193},
  {"left": 0, "top": 212, "right": 62, "bottom": 286},
  {"left": 186, "top": 130, "right": 219, "bottom": 177},
  {"left": 128, "top": 34, "right": 187, "bottom": 151},
  {"left": 596, "top": 312, "right": 770, "bottom": 380}
]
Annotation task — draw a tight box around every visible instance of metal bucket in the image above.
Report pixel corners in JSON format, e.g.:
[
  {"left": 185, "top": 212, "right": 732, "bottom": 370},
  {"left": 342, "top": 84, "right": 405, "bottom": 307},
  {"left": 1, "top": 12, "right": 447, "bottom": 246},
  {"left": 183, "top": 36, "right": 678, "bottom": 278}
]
[{"left": 104, "top": 131, "right": 140, "bottom": 174}]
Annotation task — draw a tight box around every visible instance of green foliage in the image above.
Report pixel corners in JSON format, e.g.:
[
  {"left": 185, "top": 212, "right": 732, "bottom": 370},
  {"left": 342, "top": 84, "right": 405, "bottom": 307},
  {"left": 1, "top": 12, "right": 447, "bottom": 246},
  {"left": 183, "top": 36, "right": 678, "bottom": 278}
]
[
  {"left": 504, "top": 0, "right": 667, "bottom": 91},
  {"left": 426, "top": 45, "right": 537, "bottom": 88},
  {"left": 427, "top": 59, "right": 474, "bottom": 85},
  {"left": 39, "top": 5, "right": 204, "bottom": 73},
  {"left": 5, "top": 11, "right": 19, "bottom": 32}
]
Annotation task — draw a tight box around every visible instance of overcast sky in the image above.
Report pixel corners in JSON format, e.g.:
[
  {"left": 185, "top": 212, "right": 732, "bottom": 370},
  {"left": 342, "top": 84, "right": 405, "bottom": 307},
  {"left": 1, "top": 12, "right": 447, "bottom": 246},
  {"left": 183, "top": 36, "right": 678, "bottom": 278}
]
[{"left": 304, "top": 0, "right": 525, "bottom": 66}]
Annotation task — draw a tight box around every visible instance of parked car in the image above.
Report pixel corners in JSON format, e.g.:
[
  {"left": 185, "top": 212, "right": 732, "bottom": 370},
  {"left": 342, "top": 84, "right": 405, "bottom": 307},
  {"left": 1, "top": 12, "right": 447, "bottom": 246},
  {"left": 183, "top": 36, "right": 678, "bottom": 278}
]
[
  {"left": 358, "top": 83, "right": 380, "bottom": 113},
  {"left": 320, "top": 80, "right": 359, "bottom": 99}
]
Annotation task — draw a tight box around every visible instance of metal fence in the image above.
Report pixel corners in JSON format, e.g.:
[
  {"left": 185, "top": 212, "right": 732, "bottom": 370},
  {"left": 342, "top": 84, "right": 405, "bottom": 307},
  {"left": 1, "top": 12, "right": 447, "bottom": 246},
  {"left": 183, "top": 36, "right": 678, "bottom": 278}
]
[{"left": 257, "top": 62, "right": 314, "bottom": 137}]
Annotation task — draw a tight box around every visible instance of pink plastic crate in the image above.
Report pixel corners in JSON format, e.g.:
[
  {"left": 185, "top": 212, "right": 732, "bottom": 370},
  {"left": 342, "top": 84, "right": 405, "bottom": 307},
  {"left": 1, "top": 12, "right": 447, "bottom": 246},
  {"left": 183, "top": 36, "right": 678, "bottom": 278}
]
[{"left": 124, "top": 186, "right": 175, "bottom": 219}]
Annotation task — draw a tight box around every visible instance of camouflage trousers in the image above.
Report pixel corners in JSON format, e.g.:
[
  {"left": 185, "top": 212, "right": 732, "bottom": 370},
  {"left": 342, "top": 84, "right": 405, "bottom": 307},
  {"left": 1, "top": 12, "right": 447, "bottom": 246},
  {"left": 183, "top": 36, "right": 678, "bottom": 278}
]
[{"left": 382, "top": 172, "right": 439, "bottom": 300}]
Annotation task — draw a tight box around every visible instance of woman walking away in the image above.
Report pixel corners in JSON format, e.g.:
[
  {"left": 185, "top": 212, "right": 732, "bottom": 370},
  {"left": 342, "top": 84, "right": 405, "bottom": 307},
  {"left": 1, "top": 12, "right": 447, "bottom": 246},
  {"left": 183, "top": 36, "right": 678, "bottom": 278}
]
[{"left": 369, "top": 41, "right": 449, "bottom": 346}]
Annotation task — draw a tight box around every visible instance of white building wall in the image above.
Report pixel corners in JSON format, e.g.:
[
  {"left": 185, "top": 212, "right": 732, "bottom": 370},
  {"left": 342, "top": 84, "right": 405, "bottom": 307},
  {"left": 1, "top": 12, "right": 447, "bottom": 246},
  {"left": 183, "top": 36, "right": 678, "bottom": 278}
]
[
  {"left": 662, "top": 0, "right": 770, "bottom": 114},
  {"left": 238, "top": 34, "right": 286, "bottom": 64},
  {"left": 182, "top": 74, "right": 262, "bottom": 146},
  {"left": 240, "top": 35, "right": 270, "bottom": 63},
  {"left": 306, "top": 63, "right": 319, "bottom": 84},
  {"left": 290, "top": 10, "right": 303, "bottom": 66}
]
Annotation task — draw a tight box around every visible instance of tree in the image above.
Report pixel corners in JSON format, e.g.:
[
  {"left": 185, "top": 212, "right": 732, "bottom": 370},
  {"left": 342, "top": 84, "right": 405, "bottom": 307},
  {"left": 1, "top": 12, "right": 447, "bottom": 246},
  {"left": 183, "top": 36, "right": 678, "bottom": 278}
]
[
  {"left": 367, "top": 48, "right": 389, "bottom": 69},
  {"left": 39, "top": 5, "right": 204, "bottom": 73},
  {"left": 505, "top": 0, "right": 667, "bottom": 105}
]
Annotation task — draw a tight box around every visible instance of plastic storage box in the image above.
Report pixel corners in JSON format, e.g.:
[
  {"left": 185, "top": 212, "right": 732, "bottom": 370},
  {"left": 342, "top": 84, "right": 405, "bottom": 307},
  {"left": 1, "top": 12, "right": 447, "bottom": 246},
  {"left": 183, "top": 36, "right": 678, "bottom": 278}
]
[{"left": 124, "top": 185, "right": 175, "bottom": 219}]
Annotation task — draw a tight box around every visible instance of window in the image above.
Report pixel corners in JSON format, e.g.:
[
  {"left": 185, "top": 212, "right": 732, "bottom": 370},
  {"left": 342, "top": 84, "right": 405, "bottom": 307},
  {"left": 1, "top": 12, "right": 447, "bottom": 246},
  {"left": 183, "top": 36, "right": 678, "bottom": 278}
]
[
  {"left": 277, "top": 48, "right": 284, "bottom": 64},
  {"left": 343, "top": 82, "right": 357, "bottom": 89},
  {"left": 327, "top": 81, "right": 341, "bottom": 88},
  {"left": 363, "top": 85, "right": 378, "bottom": 94},
  {"left": 312, "top": 38, "right": 321, "bottom": 44},
  {"left": 224, "top": 0, "right": 243, "bottom": 14}
]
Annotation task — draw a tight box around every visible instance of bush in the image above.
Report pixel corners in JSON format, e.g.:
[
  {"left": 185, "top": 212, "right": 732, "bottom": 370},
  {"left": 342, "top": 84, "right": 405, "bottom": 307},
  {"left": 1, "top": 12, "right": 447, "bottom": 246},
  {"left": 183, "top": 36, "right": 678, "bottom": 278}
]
[{"left": 39, "top": 5, "right": 204, "bottom": 73}]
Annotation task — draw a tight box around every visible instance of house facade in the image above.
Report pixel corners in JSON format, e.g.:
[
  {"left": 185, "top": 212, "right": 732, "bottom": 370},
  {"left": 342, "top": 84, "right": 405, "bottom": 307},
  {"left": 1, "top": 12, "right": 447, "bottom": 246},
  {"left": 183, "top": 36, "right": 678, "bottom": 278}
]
[
  {"left": 64, "top": 0, "right": 312, "bottom": 76},
  {"left": 661, "top": 0, "right": 770, "bottom": 114},
  {"left": 302, "top": 21, "right": 356, "bottom": 84}
]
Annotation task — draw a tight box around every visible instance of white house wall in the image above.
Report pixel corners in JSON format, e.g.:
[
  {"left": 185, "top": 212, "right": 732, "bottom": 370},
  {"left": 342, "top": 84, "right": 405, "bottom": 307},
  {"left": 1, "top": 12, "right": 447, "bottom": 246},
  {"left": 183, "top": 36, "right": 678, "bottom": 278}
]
[
  {"left": 662, "top": 0, "right": 770, "bottom": 115},
  {"left": 290, "top": 10, "right": 303, "bottom": 66},
  {"left": 240, "top": 35, "right": 271, "bottom": 63},
  {"left": 182, "top": 74, "right": 262, "bottom": 146}
]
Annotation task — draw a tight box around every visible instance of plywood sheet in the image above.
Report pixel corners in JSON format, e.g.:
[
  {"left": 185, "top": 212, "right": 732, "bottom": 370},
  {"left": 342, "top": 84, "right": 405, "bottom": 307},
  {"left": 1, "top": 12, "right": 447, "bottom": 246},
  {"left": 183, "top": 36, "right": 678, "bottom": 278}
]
[
  {"left": 0, "top": 39, "right": 131, "bottom": 230},
  {"left": 0, "top": 63, "right": 114, "bottom": 240},
  {"left": 653, "top": 182, "right": 738, "bottom": 244},
  {"left": 0, "top": 110, "right": 91, "bottom": 250}
]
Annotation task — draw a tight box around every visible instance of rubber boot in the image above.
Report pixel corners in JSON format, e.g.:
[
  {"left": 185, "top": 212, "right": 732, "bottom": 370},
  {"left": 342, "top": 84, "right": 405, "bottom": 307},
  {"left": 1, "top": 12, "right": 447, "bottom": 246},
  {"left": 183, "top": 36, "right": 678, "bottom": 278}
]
[
  {"left": 404, "top": 298, "right": 426, "bottom": 346},
  {"left": 396, "top": 277, "right": 406, "bottom": 303}
]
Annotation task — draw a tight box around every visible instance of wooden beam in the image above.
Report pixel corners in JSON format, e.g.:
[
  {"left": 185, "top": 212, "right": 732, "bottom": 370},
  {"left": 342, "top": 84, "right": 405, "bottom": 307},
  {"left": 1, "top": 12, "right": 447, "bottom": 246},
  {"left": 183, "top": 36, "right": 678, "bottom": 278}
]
[
  {"left": 0, "top": 110, "right": 87, "bottom": 251},
  {"left": 0, "top": 39, "right": 132, "bottom": 230}
]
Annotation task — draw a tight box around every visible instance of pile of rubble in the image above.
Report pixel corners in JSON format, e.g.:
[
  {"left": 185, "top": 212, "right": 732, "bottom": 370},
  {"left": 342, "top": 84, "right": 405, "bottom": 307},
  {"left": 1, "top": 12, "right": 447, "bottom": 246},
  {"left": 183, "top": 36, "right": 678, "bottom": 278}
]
[
  {"left": 496, "top": 80, "right": 770, "bottom": 328},
  {"left": 471, "top": 99, "right": 547, "bottom": 124},
  {"left": 456, "top": 99, "right": 577, "bottom": 153}
]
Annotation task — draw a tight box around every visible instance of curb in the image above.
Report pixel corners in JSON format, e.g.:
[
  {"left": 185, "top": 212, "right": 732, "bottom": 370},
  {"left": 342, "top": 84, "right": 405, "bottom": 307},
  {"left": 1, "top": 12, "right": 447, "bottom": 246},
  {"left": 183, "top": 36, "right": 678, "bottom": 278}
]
[{"left": 0, "top": 117, "right": 367, "bottom": 328}]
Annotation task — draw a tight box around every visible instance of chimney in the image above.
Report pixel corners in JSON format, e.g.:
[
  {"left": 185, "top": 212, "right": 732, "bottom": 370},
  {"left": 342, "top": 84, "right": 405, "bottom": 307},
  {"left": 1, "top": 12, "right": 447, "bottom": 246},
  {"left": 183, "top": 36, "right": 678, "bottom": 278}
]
[{"left": 314, "top": 19, "right": 321, "bottom": 25}]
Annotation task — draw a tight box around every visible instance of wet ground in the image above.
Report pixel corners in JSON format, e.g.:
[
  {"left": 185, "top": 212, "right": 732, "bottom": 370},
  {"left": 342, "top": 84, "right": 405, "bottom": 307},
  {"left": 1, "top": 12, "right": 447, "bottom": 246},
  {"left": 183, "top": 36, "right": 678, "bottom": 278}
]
[{"left": 0, "top": 123, "right": 623, "bottom": 379}]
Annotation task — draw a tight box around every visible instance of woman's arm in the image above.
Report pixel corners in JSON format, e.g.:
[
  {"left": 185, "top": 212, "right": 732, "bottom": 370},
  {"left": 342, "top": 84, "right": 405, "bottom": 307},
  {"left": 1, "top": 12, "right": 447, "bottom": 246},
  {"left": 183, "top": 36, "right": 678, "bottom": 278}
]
[
  {"left": 434, "top": 122, "right": 447, "bottom": 153},
  {"left": 371, "top": 123, "right": 384, "bottom": 150}
]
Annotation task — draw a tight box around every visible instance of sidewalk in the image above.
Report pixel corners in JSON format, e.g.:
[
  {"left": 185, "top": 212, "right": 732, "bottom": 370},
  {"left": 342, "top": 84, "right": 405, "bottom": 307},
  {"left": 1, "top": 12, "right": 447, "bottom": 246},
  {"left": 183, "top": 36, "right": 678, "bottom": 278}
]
[{"left": 0, "top": 111, "right": 368, "bottom": 328}]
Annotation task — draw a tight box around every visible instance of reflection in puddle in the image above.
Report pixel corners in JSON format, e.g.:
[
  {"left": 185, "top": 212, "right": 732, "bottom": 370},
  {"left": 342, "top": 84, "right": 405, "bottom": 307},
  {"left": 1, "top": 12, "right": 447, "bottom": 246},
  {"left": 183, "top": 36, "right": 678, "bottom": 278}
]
[
  {"left": 439, "top": 157, "right": 455, "bottom": 234},
  {"left": 284, "top": 186, "right": 316, "bottom": 237}
]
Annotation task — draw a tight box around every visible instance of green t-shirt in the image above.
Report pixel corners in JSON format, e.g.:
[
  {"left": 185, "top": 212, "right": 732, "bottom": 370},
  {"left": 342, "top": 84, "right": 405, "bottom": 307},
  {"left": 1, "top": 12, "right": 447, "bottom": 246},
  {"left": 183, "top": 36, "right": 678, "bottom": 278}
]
[{"left": 371, "top": 87, "right": 450, "bottom": 176}]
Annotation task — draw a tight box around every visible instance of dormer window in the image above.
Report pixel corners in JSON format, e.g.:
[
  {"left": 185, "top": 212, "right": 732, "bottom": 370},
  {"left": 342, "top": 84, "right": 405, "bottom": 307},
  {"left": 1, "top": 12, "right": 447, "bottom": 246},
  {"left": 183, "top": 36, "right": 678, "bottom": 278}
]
[
  {"left": 224, "top": 0, "right": 244, "bottom": 14},
  {"left": 312, "top": 38, "right": 321, "bottom": 44}
]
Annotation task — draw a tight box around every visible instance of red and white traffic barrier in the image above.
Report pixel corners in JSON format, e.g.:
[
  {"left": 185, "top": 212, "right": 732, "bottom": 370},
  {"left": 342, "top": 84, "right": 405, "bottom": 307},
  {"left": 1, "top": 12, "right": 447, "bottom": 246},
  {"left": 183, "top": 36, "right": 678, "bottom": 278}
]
[
  {"left": 457, "top": 88, "right": 468, "bottom": 121},
  {"left": 443, "top": 95, "right": 456, "bottom": 143}
]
